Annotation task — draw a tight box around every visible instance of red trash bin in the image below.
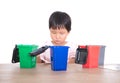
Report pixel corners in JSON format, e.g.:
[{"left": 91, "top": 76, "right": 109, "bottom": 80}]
[{"left": 82, "top": 45, "right": 100, "bottom": 68}]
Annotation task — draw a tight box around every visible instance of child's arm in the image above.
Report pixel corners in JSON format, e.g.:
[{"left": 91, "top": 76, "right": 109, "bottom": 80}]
[{"left": 36, "top": 56, "right": 41, "bottom": 63}]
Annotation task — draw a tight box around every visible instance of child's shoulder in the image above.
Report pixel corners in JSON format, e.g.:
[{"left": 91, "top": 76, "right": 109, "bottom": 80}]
[
  {"left": 66, "top": 41, "right": 77, "bottom": 45},
  {"left": 65, "top": 41, "right": 78, "bottom": 48}
]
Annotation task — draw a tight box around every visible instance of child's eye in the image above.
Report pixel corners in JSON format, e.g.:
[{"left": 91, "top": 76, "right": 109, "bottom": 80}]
[
  {"left": 52, "top": 32, "right": 57, "bottom": 34},
  {"left": 60, "top": 32, "right": 65, "bottom": 35}
]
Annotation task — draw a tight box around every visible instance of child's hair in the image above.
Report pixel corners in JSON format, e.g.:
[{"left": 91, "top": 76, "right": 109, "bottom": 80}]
[{"left": 49, "top": 11, "right": 71, "bottom": 32}]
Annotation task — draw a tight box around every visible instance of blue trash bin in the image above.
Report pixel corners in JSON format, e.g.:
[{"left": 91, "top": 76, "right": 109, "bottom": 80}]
[{"left": 50, "top": 46, "right": 69, "bottom": 71}]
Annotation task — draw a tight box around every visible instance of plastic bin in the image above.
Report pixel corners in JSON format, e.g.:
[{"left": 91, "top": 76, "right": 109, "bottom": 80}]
[
  {"left": 98, "top": 45, "right": 106, "bottom": 66},
  {"left": 17, "top": 44, "right": 38, "bottom": 68},
  {"left": 50, "top": 46, "right": 69, "bottom": 71},
  {"left": 82, "top": 45, "right": 100, "bottom": 68},
  {"left": 75, "top": 45, "right": 88, "bottom": 64}
]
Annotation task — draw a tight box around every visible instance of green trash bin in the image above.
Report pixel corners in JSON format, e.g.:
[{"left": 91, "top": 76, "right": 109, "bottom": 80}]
[{"left": 17, "top": 44, "right": 38, "bottom": 68}]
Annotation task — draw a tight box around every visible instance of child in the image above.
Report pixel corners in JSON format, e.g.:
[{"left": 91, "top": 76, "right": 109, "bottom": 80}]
[{"left": 37, "top": 11, "right": 77, "bottom": 63}]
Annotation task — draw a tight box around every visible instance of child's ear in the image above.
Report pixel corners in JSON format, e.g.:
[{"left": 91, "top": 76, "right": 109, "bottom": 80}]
[{"left": 68, "top": 31, "right": 70, "bottom": 34}]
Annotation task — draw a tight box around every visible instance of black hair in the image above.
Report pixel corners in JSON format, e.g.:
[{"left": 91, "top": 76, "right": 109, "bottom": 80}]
[{"left": 49, "top": 11, "right": 71, "bottom": 32}]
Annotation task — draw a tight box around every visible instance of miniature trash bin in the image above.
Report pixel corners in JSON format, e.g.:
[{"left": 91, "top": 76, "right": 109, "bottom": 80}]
[
  {"left": 82, "top": 45, "right": 100, "bottom": 68},
  {"left": 17, "top": 44, "right": 38, "bottom": 68},
  {"left": 75, "top": 45, "right": 88, "bottom": 64},
  {"left": 98, "top": 45, "right": 106, "bottom": 66},
  {"left": 50, "top": 46, "right": 69, "bottom": 71}
]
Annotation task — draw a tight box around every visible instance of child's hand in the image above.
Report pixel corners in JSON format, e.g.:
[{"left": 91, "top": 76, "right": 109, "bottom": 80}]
[{"left": 68, "top": 58, "right": 75, "bottom": 64}]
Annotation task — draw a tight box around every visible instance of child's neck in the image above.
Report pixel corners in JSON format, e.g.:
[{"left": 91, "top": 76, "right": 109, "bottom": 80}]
[{"left": 51, "top": 41, "right": 67, "bottom": 46}]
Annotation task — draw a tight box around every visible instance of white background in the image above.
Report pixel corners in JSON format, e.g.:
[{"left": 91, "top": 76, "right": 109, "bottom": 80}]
[{"left": 0, "top": 0, "right": 120, "bottom": 64}]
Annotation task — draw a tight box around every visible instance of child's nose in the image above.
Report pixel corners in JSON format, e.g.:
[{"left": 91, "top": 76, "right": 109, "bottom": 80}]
[{"left": 56, "top": 34, "right": 60, "bottom": 39}]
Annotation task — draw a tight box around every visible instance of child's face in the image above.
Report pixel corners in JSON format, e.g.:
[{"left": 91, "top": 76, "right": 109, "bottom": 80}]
[{"left": 50, "top": 27, "right": 69, "bottom": 45}]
